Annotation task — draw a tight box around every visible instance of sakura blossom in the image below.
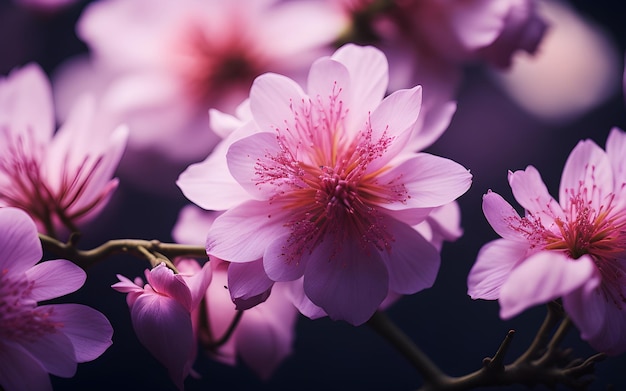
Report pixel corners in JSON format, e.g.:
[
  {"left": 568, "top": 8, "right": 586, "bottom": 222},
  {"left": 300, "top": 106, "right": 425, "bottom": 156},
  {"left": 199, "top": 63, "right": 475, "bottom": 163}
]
[
  {"left": 52, "top": 0, "right": 346, "bottom": 190},
  {"left": 468, "top": 127, "right": 626, "bottom": 355},
  {"left": 112, "top": 260, "right": 211, "bottom": 390},
  {"left": 0, "top": 207, "right": 113, "bottom": 391},
  {"left": 0, "top": 63, "right": 127, "bottom": 238},
  {"left": 172, "top": 205, "right": 299, "bottom": 380},
  {"left": 178, "top": 43, "right": 472, "bottom": 326}
]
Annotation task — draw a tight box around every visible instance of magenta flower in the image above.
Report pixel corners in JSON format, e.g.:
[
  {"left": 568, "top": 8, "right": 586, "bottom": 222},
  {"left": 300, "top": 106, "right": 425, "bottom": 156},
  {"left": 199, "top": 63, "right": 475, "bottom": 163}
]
[
  {"left": 173, "top": 205, "right": 299, "bottom": 380},
  {"left": 52, "top": 0, "right": 345, "bottom": 189},
  {"left": 468, "top": 127, "right": 626, "bottom": 355},
  {"left": 0, "top": 207, "right": 113, "bottom": 391},
  {"left": 112, "top": 261, "right": 211, "bottom": 390},
  {"left": 178, "top": 44, "right": 472, "bottom": 325},
  {"left": 0, "top": 64, "right": 127, "bottom": 237}
]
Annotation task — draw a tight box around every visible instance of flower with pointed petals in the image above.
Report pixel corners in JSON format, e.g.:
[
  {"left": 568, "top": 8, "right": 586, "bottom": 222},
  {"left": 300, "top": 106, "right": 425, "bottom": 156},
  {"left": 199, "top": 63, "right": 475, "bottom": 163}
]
[
  {"left": 468, "top": 127, "right": 626, "bottom": 355},
  {"left": 178, "top": 44, "right": 472, "bottom": 325},
  {"left": 0, "top": 207, "right": 113, "bottom": 391},
  {"left": 172, "top": 205, "right": 299, "bottom": 380},
  {"left": 0, "top": 63, "right": 127, "bottom": 238},
  {"left": 112, "top": 261, "right": 211, "bottom": 390}
]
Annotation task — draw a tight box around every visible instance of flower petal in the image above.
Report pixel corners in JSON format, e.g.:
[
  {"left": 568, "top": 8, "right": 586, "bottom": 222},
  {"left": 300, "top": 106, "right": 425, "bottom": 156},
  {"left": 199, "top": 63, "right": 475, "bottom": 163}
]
[
  {"left": 146, "top": 264, "right": 193, "bottom": 312},
  {"left": 131, "top": 294, "right": 194, "bottom": 390},
  {"left": 379, "top": 153, "right": 471, "bottom": 209},
  {"left": 499, "top": 252, "right": 598, "bottom": 319},
  {"left": 250, "top": 72, "right": 307, "bottom": 135},
  {"left": 380, "top": 216, "right": 440, "bottom": 295},
  {"left": 467, "top": 239, "right": 528, "bottom": 300},
  {"left": 48, "top": 303, "right": 113, "bottom": 362},
  {"left": 303, "top": 236, "right": 388, "bottom": 326},
  {"left": 263, "top": 234, "right": 307, "bottom": 282},
  {"left": 0, "top": 207, "right": 42, "bottom": 277},
  {"left": 206, "top": 200, "right": 289, "bottom": 263},
  {"left": 482, "top": 190, "right": 527, "bottom": 241},
  {"left": 508, "top": 166, "right": 563, "bottom": 224},
  {"left": 0, "top": 341, "right": 53, "bottom": 391},
  {"left": 19, "top": 328, "right": 76, "bottom": 377},
  {"left": 605, "top": 127, "right": 626, "bottom": 206},
  {"left": 25, "top": 260, "right": 86, "bottom": 302},
  {"left": 559, "top": 139, "right": 613, "bottom": 211},
  {"left": 228, "top": 259, "right": 274, "bottom": 309}
]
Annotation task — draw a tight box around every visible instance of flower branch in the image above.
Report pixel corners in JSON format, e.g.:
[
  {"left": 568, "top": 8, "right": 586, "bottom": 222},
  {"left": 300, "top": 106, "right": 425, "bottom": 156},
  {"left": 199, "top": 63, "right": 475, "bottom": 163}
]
[
  {"left": 368, "top": 306, "right": 606, "bottom": 391},
  {"left": 39, "top": 233, "right": 207, "bottom": 270}
]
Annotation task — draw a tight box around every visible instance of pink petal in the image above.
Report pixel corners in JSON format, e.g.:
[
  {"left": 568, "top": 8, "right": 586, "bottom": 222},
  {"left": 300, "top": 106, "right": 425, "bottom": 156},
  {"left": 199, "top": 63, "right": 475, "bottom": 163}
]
[
  {"left": 235, "top": 286, "right": 298, "bottom": 380},
  {"left": 25, "top": 260, "right": 86, "bottom": 302},
  {"left": 303, "top": 237, "right": 388, "bottom": 326},
  {"left": 285, "top": 278, "right": 326, "bottom": 320},
  {"left": 559, "top": 139, "right": 613, "bottom": 211},
  {"left": 508, "top": 166, "right": 564, "bottom": 224},
  {"left": 424, "top": 201, "right": 463, "bottom": 243},
  {"left": 447, "top": 0, "right": 511, "bottom": 50},
  {"left": 263, "top": 234, "right": 307, "bottom": 282},
  {"left": 584, "top": 298, "right": 626, "bottom": 355},
  {"left": 131, "top": 294, "right": 194, "bottom": 390},
  {"left": 172, "top": 205, "right": 217, "bottom": 245},
  {"left": 605, "top": 127, "right": 626, "bottom": 205},
  {"left": 206, "top": 200, "right": 289, "bottom": 263},
  {"left": 227, "top": 131, "right": 284, "bottom": 199},
  {"left": 379, "top": 153, "right": 471, "bottom": 209},
  {"left": 146, "top": 264, "right": 193, "bottom": 312},
  {"left": 0, "top": 208, "right": 42, "bottom": 277},
  {"left": 250, "top": 73, "right": 307, "bottom": 135},
  {"left": 563, "top": 283, "right": 610, "bottom": 349},
  {"left": 331, "top": 44, "right": 388, "bottom": 126},
  {"left": 500, "top": 252, "right": 598, "bottom": 319},
  {"left": 19, "top": 329, "right": 76, "bottom": 377},
  {"left": 0, "top": 341, "right": 53, "bottom": 391},
  {"left": 482, "top": 190, "right": 527, "bottom": 241},
  {"left": 0, "top": 63, "right": 54, "bottom": 144},
  {"left": 467, "top": 239, "right": 528, "bottom": 300},
  {"left": 179, "top": 261, "right": 212, "bottom": 309},
  {"left": 307, "top": 58, "right": 351, "bottom": 113},
  {"left": 408, "top": 101, "right": 457, "bottom": 152},
  {"left": 380, "top": 216, "right": 440, "bottom": 295},
  {"left": 48, "top": 303, "right": 113, "bottom": 362},
  {"left": 204, "top": 260, "right": 237, "bottom": 365},
  {"left": 228, "top": 260, "right": 274, "bottom": 309}
]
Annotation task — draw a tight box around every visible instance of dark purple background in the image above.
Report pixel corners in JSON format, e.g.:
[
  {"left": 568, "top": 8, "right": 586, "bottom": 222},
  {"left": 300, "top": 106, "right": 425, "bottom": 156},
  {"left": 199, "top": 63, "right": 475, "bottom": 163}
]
[{"left": 1, "top": 0, "right": 625, "bottom": 390}]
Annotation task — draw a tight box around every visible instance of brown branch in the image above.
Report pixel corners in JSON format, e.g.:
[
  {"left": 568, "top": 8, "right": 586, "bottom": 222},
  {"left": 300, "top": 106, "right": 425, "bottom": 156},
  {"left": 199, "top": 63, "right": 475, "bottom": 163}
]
[{"left": 39, "top": 233, "right": 207, "bottom": 270}]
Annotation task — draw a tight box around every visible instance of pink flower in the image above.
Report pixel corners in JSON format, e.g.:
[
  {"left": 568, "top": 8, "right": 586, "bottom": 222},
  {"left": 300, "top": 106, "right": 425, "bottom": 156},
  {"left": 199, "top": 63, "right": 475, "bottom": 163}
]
[
  {"left": 53, "top": 0, "right": 345, "bottom": 190},
  {"left": 172, "top": 205, "right": 298, "bottom": 380},
  {"left": 112, "top": 261, "right": 211, "bottom": 390},
  {"left": 0, "top": 64, "right": 128, "bottom": 238},
  {"left": 468, "top": 127, "right": 626, "bottom": 355},
  {"left": 178, "top": 44, "right": 472, "bottom": 325},
  {"left": 0, "top": 207, "right": 113, "bottom": 391}
]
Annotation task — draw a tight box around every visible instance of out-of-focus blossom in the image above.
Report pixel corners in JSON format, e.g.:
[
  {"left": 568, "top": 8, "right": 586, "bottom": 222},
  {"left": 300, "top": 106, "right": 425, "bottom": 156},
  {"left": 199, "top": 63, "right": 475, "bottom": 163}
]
[
  {"left": 178, "top": 44, "right": 472, "bottom": 326},
  {"left": 172, "top": 205, "right": 298, "bottom": 380},
  {"left": 490, "top": 0, "right": 622, "bottom": 124},
  {"left": 468, "top": 128, "right": 626, "bottom": 355},
  {"left": 112, "top": 260, "right": 211, "bottom": 390},
  {"left": 53, "top": 0, "right": 346, "bottom": 191},
  {"left": 0, "top": 63, "right": 127, "bottom": 238},
  {"left": 0, "top": 207, "right": 113, "bottom": 391}
]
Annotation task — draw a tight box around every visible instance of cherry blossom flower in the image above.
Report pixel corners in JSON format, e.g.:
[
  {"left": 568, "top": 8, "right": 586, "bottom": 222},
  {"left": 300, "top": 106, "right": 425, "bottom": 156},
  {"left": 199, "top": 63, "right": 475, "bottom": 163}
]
[
  {"left": 0, "top": 207, "right": 113, "bottom": 391},
  {"left": 112, "top": 260, "right": 211, "bottom": 390},
  {"left": 178, "top": 44, "right": 472, "bottom": 325},
  {"left": 172, "top": 205, "right": 298, "bottom": 380},
  {"left": 468, "top": 128, "right": 626, "bottom": 355},
  {"left": 53, "top": 0, "right": 345, "bottom": 190},
  {"left": 0, "top": 63, "right": 127, "bottom": 238}
]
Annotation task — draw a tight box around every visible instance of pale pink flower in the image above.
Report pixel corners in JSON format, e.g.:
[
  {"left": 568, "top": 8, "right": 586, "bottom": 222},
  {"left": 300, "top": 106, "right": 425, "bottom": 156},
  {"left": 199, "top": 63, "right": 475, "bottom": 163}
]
[
  {"left": 112, "top": 261, "right": 211, "bottom": 390},
  {"left": 468, "top": 128, "right": 626, "bottom": 355},
  {"left": 52, "top": 0, "right": 345, "bottom": 190},
  {"left": 173, "top": 205, "right": 298, "bottom": 380},
  {"left": 0, "top": 207, "right": 113, "bottom": 391},
  {"left": 178, "top": 44, "right": 472, "bottom": 325},
  {"left": 0, "top": 63, "right": 127, "bottom": 238}
]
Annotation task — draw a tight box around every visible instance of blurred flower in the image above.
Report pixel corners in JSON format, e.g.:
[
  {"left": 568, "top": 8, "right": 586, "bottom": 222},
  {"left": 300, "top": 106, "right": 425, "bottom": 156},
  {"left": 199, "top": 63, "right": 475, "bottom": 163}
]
[
  {"left": 468, "top": 128, "right": 626, "bottom": 355},
  {"left": 53, "top": 0, "right": 345, "bottom": 191},
  {"left": 0, "top": 207, "right": 113, "bottom": 391},
  {"left": 489, "top": 0, "right": 622, "bottom": 124},
  {"left": 112, "top": 261, "right": 211, "bottom": 390},
  {"left": 0, "top": 63, "right": 127, "bottom": 238},
  {"left": 172, "top": 205, "right": 298, "bottom": 380},
  {"left": 178, "top": 44, "right": 472, "bottom": 325}
]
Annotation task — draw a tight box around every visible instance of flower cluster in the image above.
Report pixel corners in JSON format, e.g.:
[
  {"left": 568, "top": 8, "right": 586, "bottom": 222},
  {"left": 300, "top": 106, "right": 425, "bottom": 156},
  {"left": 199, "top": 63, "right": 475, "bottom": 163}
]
[{"left": 1, "top": 0, "right": 625, "bottom": 390}]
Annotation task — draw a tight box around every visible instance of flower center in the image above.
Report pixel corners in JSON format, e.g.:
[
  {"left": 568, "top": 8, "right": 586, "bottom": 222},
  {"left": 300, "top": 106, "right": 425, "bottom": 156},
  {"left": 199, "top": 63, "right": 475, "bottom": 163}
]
[{"left": 0, "top": 270, "right": 62, "bottom": 342}]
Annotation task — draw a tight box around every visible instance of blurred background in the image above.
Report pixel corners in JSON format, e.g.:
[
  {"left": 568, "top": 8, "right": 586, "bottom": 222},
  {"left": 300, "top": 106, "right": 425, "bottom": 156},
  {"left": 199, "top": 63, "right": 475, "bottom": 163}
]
[{"left": 1, "top": 0, "right": 625, "bottom": 390}]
